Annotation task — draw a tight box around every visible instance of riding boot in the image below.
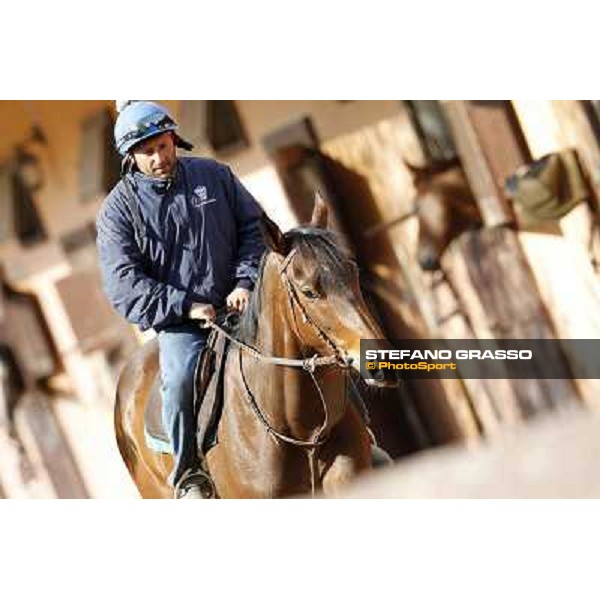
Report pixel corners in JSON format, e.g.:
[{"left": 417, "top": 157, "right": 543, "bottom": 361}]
[{"left": 173, "top": 467, "right": 217, "bottom": 499}]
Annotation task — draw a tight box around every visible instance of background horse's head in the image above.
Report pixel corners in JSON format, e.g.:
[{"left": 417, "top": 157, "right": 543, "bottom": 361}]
[
  {"left": 406, "top": 161, "right": 483, "bottom": 271},
  {"left": 258, "top": 194, "right": 396, "bottom": 388}
]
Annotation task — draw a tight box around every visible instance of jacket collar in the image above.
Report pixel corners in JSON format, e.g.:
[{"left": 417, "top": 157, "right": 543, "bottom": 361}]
[{"left": 130, "top": 160, "right": 182, "bottom": 196}]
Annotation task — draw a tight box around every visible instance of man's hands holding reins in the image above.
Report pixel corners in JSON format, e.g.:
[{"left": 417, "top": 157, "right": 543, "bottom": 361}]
[
  {"left": 188, "top": 287, "right": 250, "bottom": 324},
  {"left": 188, "top": 303, "right": 217, "bottom": 322},
  {"left": 226, "top": 287, "right": 250, "bottom": 314}
]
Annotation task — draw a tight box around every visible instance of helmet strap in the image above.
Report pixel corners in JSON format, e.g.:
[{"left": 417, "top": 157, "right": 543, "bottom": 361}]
[
  {"left": 121, "top": 153, "right": 137, "bottom": 175},
  {"left": 174, "top": 134, "right": 194, "bottom": 152}
]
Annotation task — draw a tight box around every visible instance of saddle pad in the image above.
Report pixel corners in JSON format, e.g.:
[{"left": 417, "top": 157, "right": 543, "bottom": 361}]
[{"left": 144, "top": 379, "right": 172, "bottom": 454}]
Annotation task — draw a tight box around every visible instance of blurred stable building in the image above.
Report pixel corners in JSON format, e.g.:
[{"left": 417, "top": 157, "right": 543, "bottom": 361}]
[{"left": 1, "top": 100, "right": 600, "bottom": 498}]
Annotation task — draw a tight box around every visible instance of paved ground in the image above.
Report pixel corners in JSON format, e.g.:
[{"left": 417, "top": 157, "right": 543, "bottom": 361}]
[{"left": 344, "top": 407, "right": 600, "bottom": 498}]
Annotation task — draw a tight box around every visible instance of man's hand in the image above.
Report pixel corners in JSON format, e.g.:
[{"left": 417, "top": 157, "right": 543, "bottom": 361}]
[
  {"left": 226, "top": 287, "right": 251, "bottom": 313},
  {"left": 189, "top": 303, "right": 216, "bottom": 322}
]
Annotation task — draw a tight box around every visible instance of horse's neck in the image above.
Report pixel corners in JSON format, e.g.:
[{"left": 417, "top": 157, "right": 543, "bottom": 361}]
[
  {"left": 255, "top": 298, "right": 302, "bottom": 362},
  {"left": 250, "top": 257, "right": 345, "bottom": 437},
  {"left": 254, "top": 253, "right": 306, "bottom": 359}
]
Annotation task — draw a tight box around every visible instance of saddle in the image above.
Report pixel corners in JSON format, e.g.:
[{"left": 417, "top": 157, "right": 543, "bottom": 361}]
[
  {"left": 505, "top": 148, "right": 591, "bottom": 222},
  {"left": 144, "top": 316, "right": 235, "bottom": 463}
]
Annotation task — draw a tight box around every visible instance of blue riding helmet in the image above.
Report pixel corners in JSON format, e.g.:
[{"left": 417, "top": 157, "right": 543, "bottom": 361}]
[{"left": 114, "top": 101, "right": 193, "bottom": 156}]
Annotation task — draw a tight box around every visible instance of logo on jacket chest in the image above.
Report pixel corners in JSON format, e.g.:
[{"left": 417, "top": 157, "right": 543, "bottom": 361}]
[{"left": 191, "top": 185, "right": 217, "bottom": 208}]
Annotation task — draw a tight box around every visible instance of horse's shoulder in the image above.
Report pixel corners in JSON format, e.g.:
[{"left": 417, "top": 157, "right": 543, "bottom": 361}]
[{"left": 117, "top": 338, "right": 159, "bottom": 396}]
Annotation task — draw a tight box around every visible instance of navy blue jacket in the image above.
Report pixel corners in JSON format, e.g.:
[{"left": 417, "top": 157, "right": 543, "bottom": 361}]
[{"left": 96, "top": 157, "right": 265, "bottom": 331}]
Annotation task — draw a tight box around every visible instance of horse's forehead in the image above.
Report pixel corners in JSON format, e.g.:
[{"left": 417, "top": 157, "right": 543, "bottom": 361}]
[
  {"left": 290, "top": 249, "right": 319, "bottom": 278},
  {"left": 415, "top": 190, "right": 447, "bottom": 217},
  {"left": 288, "top": 242, "right": 354, "bottom": 286},
  {"left": 414, "top": 178, "right": 474, "bottom": 217},
  {"left": 414, "top": 167, "right": 466, "bottom": 196}
]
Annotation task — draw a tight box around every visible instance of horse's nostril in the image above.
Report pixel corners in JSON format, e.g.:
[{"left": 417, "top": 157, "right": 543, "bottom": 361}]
[
  {"left": 368, "top": 368, "right": 400, "bottom": 388},
  {"left": 420, "top": 255, "right": 440, "bottom": 271}
]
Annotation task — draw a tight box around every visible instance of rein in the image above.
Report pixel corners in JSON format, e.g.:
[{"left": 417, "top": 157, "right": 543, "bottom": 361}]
[
  {"left": 205, "top": 319, "right": 348, "bottom": 372},
  {"left": 202, "top": 248, "right": 353, "bottom": 496}
]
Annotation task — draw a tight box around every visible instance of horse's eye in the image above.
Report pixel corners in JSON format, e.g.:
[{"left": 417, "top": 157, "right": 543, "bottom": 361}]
[{"left": 301, "top": 287, "right": 320, "bottom": 300}]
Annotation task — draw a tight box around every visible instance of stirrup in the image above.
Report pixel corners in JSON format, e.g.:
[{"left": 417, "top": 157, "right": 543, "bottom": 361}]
[
  {"left": 367, "top": 427, "right": 393, "bottom": 468},
  {"left": 366, "top": 426, "right": 376, "bottom": 446},
  {"left": 173, "top": 468, "right": 217, "bottom": 499}
]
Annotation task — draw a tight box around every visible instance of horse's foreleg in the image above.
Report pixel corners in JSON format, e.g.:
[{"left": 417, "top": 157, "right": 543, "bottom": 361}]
[
  {"left": 321, "top": 454, "right": 365, "bottom": 497},
  {"left": 320, "top": 407, "right": 371, "bottom": 498}
]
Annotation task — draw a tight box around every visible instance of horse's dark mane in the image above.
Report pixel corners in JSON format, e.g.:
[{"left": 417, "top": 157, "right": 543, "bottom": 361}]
[
  {"left": 235, "top": 252, "right": 268, "bottom": 345},
  {"left": 235, "top": 227, "right": 355, "bottom": 345}
]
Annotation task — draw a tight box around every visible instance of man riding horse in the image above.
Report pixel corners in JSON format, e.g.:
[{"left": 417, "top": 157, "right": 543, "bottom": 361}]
[{"left": 96, "top": 101, "right": 265, "bottom": 499}]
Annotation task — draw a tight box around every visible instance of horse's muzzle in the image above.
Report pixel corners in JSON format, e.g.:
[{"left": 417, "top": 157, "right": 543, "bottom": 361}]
[
  {"left": 364, "top": 367, "right": 400, "bottom": 389},
  {"left": 418, "top": 252, "right": 441, "bottom": 272}
]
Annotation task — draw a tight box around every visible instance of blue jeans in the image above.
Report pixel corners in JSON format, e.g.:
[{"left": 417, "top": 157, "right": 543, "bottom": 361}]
[{"left": 157, "top": 322, "right": 209, "bottom": 487}]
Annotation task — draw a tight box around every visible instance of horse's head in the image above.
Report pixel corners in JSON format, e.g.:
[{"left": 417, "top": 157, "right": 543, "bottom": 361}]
[
  {"left": 260, "top": 194, "right": 397, "bottom": 388},
  {"left": 405, "top": 161, "right": 483, "bottom": 271}
]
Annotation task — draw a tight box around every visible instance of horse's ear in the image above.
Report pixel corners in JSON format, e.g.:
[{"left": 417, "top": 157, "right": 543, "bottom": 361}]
[
  {"left": 403, "top": 159, "right": 429, "bottom": 185},
  {"left": 310, "top": 191, "right": 328, "bottom": 229},
  {"left": 260, "top": 212, "right": 286, "bottom": 254}
]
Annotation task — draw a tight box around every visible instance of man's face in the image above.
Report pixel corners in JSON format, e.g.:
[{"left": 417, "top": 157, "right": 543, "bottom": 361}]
[{"left": 131, "top": 132, "right": 177, "bottom": 178}]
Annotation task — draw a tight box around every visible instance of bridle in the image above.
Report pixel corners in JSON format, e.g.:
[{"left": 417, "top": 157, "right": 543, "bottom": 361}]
[
  {"left": 205, "top": 247, "right": 355, "bottom": 496},
  {"left": 279, "top": 249, "right": 353, "bottom": 367}
]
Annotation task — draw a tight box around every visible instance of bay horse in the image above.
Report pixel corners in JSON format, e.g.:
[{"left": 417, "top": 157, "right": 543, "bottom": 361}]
[
  {"left": 364, "top": 160, "right": 482, "bottom": 272},
  {"left": 115, "top": 197, "right": 397, "bottom": 498},
  {"left": 407, "top": 161, "right": 483, "bottom": 271}
]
